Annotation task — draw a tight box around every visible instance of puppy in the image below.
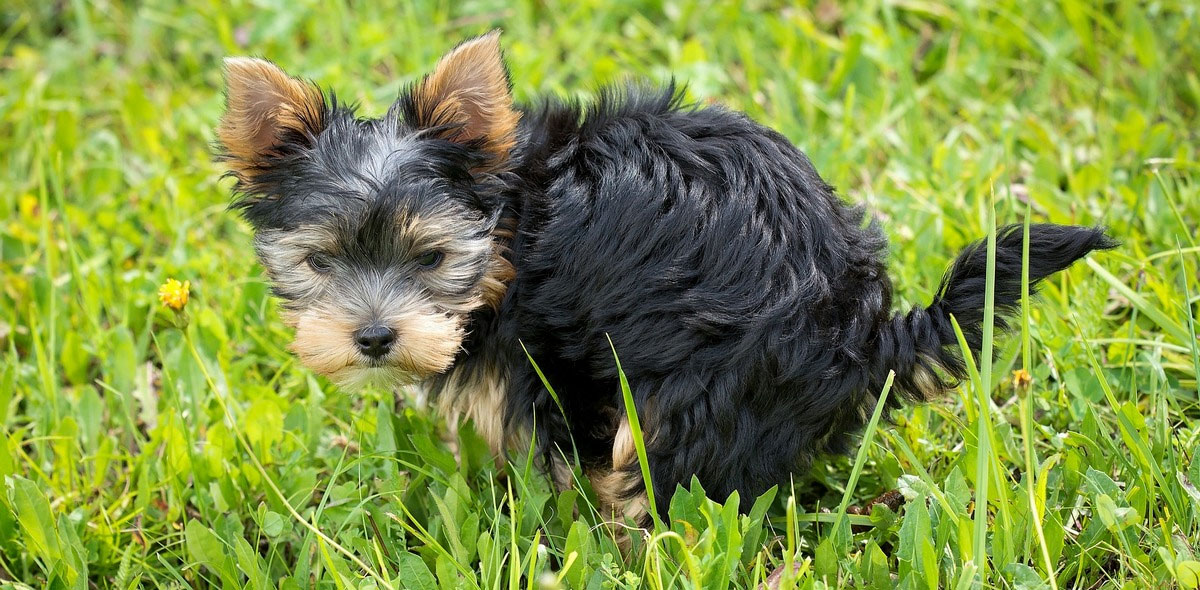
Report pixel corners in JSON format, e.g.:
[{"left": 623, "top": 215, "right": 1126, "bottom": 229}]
[{"left": 216, "top": 32, "right": 1114, "bottom": 527}]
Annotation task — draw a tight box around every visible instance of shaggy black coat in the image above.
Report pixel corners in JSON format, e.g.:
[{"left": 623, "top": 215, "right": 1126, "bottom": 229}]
[{"left": 454, "top": 86, "right": 1114, "bottom": 519}]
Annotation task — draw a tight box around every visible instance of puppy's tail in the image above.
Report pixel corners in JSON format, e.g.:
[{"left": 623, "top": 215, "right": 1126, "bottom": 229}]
[{"left": 872, "top": 224, "right": 1116, "bottom": 401}]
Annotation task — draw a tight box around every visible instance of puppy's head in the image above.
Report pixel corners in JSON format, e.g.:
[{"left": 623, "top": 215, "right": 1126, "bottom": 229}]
[{"left": 217, "top": 32, "right": 517, "bottom": 387}]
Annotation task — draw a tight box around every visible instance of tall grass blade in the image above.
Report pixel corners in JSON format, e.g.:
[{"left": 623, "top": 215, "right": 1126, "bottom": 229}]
[{"left": 607, "top": 334, "right": 663, "bottom": 532}]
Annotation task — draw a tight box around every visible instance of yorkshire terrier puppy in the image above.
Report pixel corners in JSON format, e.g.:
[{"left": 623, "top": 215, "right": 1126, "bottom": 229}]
[{"left": 217, "top": 32, "right": 1114, "bottom": 527}]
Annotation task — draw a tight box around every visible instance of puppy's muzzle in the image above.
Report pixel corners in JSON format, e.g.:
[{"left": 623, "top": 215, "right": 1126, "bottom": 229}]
[{"left": 353, "top": 324, "right": 396, "bottom": 359}]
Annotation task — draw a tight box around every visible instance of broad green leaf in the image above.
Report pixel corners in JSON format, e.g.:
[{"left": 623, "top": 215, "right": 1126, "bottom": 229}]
[
  {"left": 1178, "top": 560, "right": 1200, "bottom": 589},
  {"left": 409, "top": 431, "right": 456, "bottom": 475},
  {"left": 860, "top": 541, "right": 887, "bottom": 590},
  {"left": 396, "top": 551, "right": 436, "bottom": 590},
  {"left": 1004, "top": 563, "right": 1051, "bottom": 590},
  {"left": 261, "top": 510, "right": 285, "bottom": 537},
  {"left": 6, "top": 475, "right": 63, "bottom": 561},
  {"left": 1083, "top": 468, "right": 1122, "bottom": 498},
  {"left": 185, "top": 520, "right": 237, "bottom": 584},
  {"left": 814, "top": 538, "right": 837, "bottom": 579},
  {"left": 233, "top": 536, "right": 269, "bottom": 590},
  {"left": 1093, "top": 493, "right": 1137, "bottom": 531},
  {"left": 564, "top": 521, "right": 591, "bottom": 589},
  {"left": 897, "top": 496, "right": 936, "bottom": 590}
]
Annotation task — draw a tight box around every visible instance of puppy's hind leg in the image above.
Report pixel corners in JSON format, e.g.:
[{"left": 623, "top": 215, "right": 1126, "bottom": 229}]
[
  {"left": 591, "top": 415, "right": 653, "bottom": 531},
  {"left": 593, "top": 369, "right": 797, "bottom": 531},
  {"left": 589, "top": 416, "right": 654, "bottom": 554}
]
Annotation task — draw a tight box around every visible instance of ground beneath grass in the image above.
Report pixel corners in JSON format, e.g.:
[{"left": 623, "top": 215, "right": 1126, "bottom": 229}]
[{"left": 1, "top": 1, "right": 1198, "bottom": 588}]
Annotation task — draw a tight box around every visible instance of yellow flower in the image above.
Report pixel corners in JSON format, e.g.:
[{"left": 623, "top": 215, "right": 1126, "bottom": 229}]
[
  {"left": 1011, "top": 368, "right": 1033, "bottom": 390},
  {"left": 158, "top": 278, "right": 190, "bottom": 310}
]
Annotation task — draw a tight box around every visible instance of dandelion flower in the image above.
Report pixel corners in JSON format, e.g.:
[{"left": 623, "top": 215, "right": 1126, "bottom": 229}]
[
  {"left": 158, "top": 278, "right": 190, "bottom": 310},
  {"left": 1011, "top": 368, "right": 1032, "bottom": 390}
]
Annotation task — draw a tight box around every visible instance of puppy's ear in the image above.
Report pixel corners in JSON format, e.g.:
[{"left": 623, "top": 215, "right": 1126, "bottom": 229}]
[
  {"left": 218, "top": 57, "right": 326, "bottom": 181},
  {"left": 408, "top": 31, "right": 520, "bottom": 168}
]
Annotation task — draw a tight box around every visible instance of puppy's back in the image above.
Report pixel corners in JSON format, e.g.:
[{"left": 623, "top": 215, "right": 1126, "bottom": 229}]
[{"left": 512, "top": 86, "right": 892, "bottom": 380}]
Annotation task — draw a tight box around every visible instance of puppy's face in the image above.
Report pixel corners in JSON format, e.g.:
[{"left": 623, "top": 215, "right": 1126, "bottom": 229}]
[
  {"left": 217, "top": 33, "right": 517, "bottom": 387},
  {"left": 250, "top": 173, "right": 499, "bottom": 388}
]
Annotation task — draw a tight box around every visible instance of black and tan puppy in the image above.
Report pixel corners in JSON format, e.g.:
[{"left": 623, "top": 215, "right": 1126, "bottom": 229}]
[{"left": 216, "top": 32, "right": 1114, "bottom": 527}]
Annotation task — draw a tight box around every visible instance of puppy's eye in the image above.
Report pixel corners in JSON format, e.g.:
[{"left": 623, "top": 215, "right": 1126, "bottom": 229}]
[
  {"left": 414, "top": 251, "right": 443, "bottom": 269},
  {"left": 306, "top": 252, "right": 334, "bottom": 274}
]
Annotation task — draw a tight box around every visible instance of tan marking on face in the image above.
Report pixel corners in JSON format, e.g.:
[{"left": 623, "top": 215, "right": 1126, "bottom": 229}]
[
  {"left": 857, "top": 393, "right": 876, "bottom": 423},
  {"left": 393, "top": 211, "right": 463, "bottom": 254},
  {"left": 382, "top": 307, "right": 465, "bottom": 377},
  {"left": 284, "top": 307, "right": 360, "bottom": 376},
  {"left": 219, "top": 57, "right": 325, "bottom": 180},
  {"left": 387, "top": 208, "right": 505, "bottom": 314},
  {"left": 411, "top": 31, "right": 520, "bottom": 168},
  {"left": 282, "top": 297, "right": 464, "bottom": 387}
]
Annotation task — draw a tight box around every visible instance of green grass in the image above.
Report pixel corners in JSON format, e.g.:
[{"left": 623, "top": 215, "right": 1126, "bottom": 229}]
[{"left": 1, "top": 0, "right": 1198, "bottom": 588}]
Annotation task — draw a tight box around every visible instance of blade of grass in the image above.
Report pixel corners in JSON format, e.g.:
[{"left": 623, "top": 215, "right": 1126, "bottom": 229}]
[
  {"left": 607, "top": 334, "right": 663, "bottom": 532},
  {"left": 1176, "top": 243, "right": 1200, "bottom": 399},
  {"left": 973, "top": 199, "right": 998, "bottom": 584},
  {"left": 1154, "top": 171, "right": 1197, "bottom": 249},
  {"left": 827, "top": 370, "right": 894, "bottom": 547},
  {"left": 519, "top": 340, "right": 587, "bottom": 494},
  {"left": 520, "top": 340, "right": 568, "bottom": 422},
  {"left": 1087, "top": 258, "right": 1191, "bottom": 345},
  {"left": 884, "top": 432, "right": 962, "bottom": 527},
  {"left": 1019, "top": 206, "right": 1058, "bottom": 589}
]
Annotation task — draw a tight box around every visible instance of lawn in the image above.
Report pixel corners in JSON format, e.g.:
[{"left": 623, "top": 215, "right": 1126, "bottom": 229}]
[{"left": 1, "top": 0, "right": 1198, "bottom": 588}]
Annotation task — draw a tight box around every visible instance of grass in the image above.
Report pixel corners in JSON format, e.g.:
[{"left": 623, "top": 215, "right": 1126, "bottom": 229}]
[{"left": 1, "top": 0, "right": 1198, "bottom": 588}]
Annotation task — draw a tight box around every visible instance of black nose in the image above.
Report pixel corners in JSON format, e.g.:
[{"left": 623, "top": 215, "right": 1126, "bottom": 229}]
[{"left": 353, "top": 325, "right": 395, "bottom": 359}]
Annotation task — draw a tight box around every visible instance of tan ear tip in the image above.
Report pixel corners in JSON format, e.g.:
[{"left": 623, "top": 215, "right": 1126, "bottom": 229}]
[
  {"left": 222, "top": 56, "right": 252, "bottom": 79},
  {"left": 223, "top": 56, "right": 257, "bottom": 70},
  {"left": 222, "top": 56, "right": 287, "bottom": 79},
  {"left": 464, "top": 29, "right": 503, "bottom": 51}
]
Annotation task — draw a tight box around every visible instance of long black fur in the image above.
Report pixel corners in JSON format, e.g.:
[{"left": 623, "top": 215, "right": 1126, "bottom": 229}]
[
  {"left": 456, "top": 85, "right": 1116, "bottom": 520},
  {"left": 224, "top": 54, "right": 1115, "bottom": 525}
]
